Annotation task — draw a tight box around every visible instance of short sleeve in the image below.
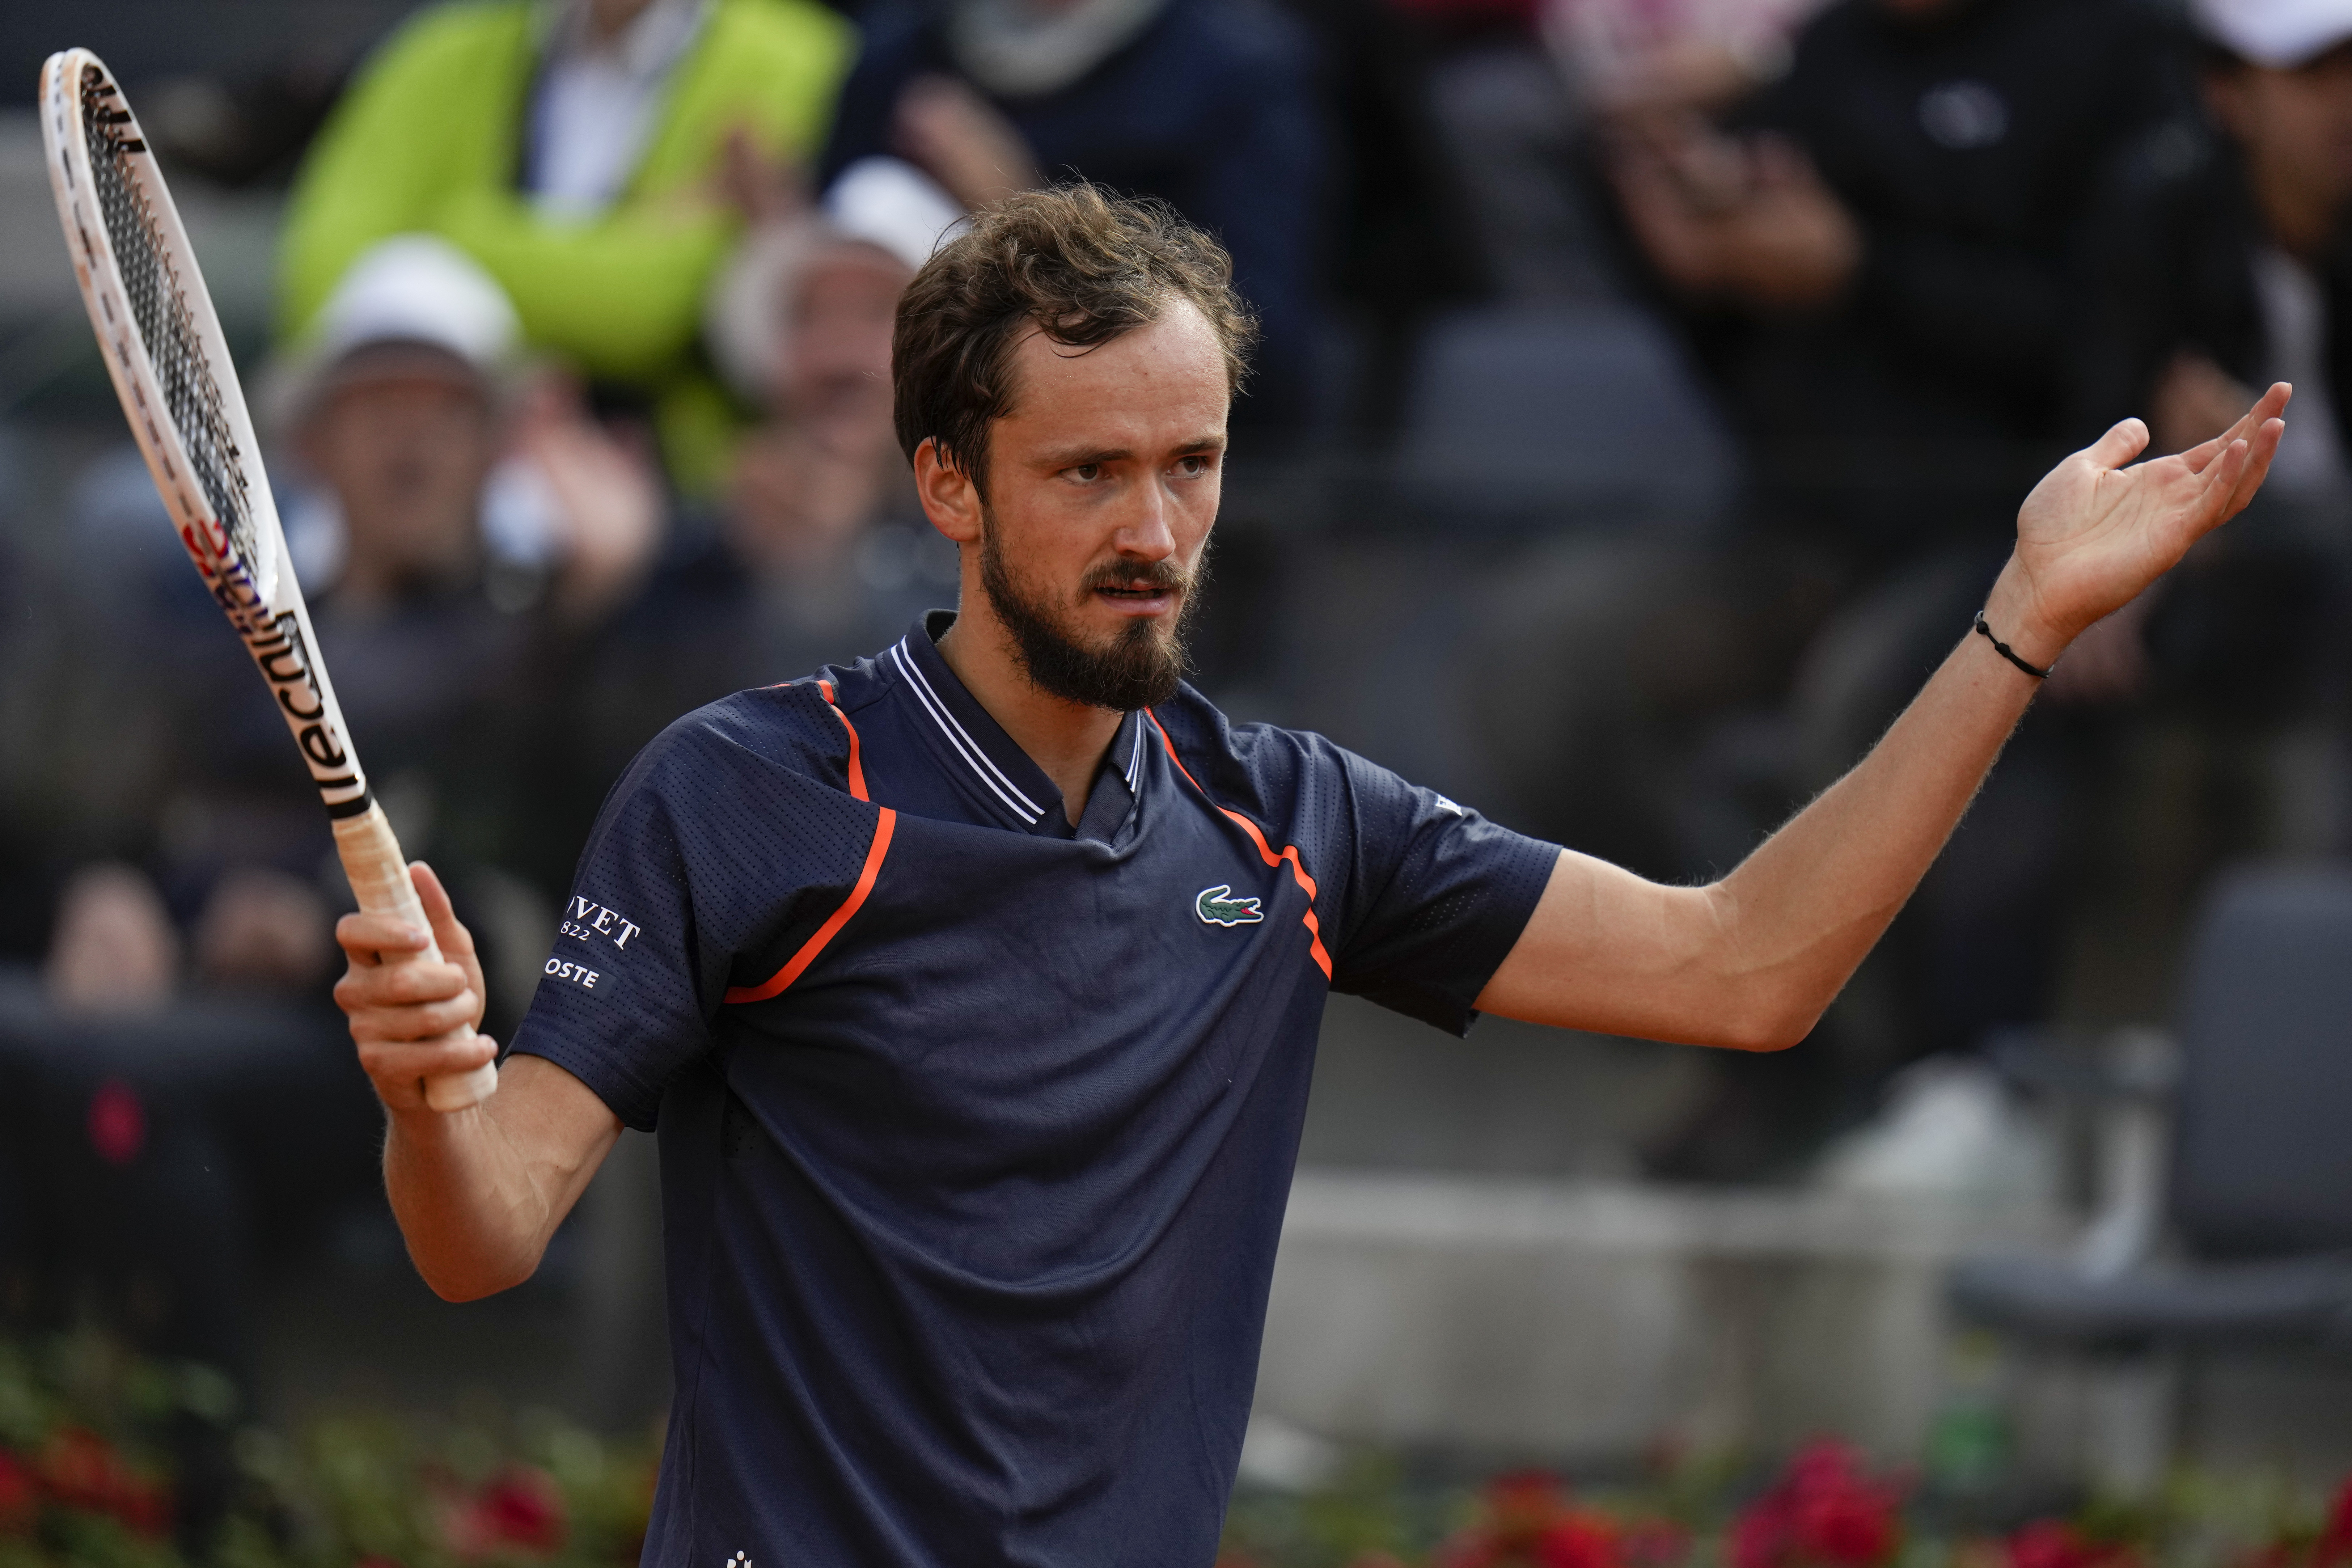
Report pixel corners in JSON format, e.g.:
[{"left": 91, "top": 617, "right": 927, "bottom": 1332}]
[
  {"left": 506, "top": 694, "right": 882, "bottom": 1129},
  {"left": 1326, "top": 750, "right": 1558, "bottom": 1036}
]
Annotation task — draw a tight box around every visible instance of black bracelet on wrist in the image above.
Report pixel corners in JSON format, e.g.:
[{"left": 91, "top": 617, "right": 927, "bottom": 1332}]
[{"left": 1973, "top": 612, "right": 2052, "bottom": 680}]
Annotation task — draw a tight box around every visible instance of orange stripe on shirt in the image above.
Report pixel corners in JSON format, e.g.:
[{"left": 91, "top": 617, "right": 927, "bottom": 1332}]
[
  {"left": 1147, "top": 711, "right": 1334, "bottom": 980},
  {"left": 723, "top": 682, "right": 888, "bottom": 1004},
  {"left": 725, "top": 807, "right": 896, "bottom": 1004},
  {"left": 817, "top": 680, "right": 868, "bottom": 801}
]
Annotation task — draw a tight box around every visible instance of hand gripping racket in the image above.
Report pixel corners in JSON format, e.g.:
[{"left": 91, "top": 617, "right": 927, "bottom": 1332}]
[{"left": 40, "top": 49, "right": 497, "bottom": 1111}]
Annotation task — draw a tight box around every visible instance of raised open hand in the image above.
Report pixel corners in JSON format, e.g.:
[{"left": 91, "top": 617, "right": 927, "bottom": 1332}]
[{"left": 1987, "top": 384, "right": 2288, "bottom": 669}]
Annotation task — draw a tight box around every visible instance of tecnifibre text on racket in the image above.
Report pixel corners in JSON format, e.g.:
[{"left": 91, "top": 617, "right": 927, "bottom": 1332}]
[{"left": 39, "top": 48, "right": 496, "bottom": 1111}]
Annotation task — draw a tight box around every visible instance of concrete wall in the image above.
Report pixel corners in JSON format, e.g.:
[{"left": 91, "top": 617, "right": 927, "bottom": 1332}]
[{"left": 1254, "top": 1169, "right": 2065, "bottom": 1463}]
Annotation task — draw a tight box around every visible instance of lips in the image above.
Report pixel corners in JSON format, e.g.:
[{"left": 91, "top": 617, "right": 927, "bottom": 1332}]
[{"left": 1090, "top": 574, "right": 1184, "bottom": 616}]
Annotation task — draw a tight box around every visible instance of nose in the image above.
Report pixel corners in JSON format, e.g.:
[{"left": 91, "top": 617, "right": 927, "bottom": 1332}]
[{"left": 1112, "top": 473, "right": 1178, "bottom": 563}]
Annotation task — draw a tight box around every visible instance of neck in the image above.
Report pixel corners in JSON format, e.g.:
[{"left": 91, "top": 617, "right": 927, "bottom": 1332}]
[{"left": 935, "top": 595, "right": 1125, "bottom": 827}]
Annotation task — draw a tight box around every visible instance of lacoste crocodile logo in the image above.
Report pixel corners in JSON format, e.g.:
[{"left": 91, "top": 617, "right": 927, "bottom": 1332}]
[{"left": 1196, "top": 885, "right": 1264, "bottom": 927}]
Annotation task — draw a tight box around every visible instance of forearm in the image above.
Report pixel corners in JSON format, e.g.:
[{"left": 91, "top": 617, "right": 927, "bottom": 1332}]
[
  {"left": 382, "top": 1056, "right": 618, "bottom": 1301},
  {"left": 1703, "top": 561, "right": 2052, "bottom": 1042}
]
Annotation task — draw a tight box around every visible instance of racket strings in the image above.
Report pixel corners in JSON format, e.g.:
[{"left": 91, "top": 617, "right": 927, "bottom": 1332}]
[{"left": 79, "top": 66, "right": 261, "bottom": 577}]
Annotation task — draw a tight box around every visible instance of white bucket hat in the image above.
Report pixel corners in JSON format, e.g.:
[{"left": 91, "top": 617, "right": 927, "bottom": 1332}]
[
  {"left": 268, "top": 234, "right": 521, "bottom": 431},
  {"left": 705, "top": 156, "right": 968, "bottom": 405},
  {"left": 2191, "top": 0, "right": 2352, "bottom": 67}
]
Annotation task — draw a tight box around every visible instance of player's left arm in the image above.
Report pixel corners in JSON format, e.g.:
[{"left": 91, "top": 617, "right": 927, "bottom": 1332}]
[{"left": 1475, "top": 385, "right": 2289, "bottom": 1049}]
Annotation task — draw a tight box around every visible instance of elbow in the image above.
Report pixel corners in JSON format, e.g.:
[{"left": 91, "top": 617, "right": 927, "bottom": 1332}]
[
  {"left": 412, "top": 1248, "right": 542, "bottom": 1304},
  {"left": 1713, "top": 989, "right": 1823, "bottom": 1054},
  {"left": 1722, "top": 1020, "right": 1811, "bottom": 1054}
]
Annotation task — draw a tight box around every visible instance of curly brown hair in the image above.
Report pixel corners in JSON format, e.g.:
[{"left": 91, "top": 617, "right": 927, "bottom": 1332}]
[{"left": 891, "top": 183, "right": 1259, "bottom": 500}]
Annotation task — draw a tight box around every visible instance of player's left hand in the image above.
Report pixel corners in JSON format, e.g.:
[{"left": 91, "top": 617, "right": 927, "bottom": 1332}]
[{"left": 1986, "top": 383, "right": 2288, "bottom": 670}]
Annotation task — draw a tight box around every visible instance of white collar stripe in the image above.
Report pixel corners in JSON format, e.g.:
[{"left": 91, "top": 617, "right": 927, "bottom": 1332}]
[
  {"left": 894, "top": 642, "right": 1044, "bottom": 819},
  {"left": 892, "top": 642, "right": 1043, "bottom": 824},
  {"left": 1123, "top": 722, "right": 1144, "bottom": 789}
]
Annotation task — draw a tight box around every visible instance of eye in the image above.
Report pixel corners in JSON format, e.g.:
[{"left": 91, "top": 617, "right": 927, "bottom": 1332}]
[
  {"left": 1067, "top": 462, "right": 1103, "bottom": 483},
  {"left": 1175, "top": 453, "right": 1215, "bottom": 477}
]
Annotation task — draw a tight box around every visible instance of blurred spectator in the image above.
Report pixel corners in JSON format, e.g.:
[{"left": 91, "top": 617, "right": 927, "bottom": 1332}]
[
  {"left": 1474, "top": 0, "right": 2188, "bottom": 1177},
  {"left": 1605, "top": 0, "right": 2182, "bottom": 542},
  {"left": 0, "top": 243, "right": 661, "bottom": 1495},
  {"left": 244, "top": 236, "right": 664, "bottom": 921},
  {"left": 1548, "top": 0, "right": 1832, "bottom": 114},
  {"left": 278, "top": 0, "right": 854, "bottom": 490},
  {"left": 1397, "top": 0, "right": 1831, "bottom": 330},
  {"left": 2077, "top": 0, "right": 2352, "bottom": 489},
  {"left": 817, "top": 0, "right": 1325, "bottom": 431},
  {"left": 552, "top": 162, "right": 960, "bottom": 850},
  {"left": 2059, "top": 0, "right": 2352, "bottom": 859}
]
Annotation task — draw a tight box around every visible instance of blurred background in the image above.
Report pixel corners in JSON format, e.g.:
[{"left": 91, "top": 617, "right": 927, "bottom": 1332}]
[{"left": 1, "top": 0, "right": 2352, "bottom": 1561}]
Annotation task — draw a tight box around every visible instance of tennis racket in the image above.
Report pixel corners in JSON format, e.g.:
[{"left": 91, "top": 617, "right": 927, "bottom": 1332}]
[{"left": 40, "top": 48, "right": 497, "bottom": 1111}]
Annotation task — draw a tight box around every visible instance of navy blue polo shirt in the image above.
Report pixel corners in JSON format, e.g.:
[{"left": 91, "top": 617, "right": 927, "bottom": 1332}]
[{"left": 509, "top": 612, "right": 1557, "bottom": 1568}]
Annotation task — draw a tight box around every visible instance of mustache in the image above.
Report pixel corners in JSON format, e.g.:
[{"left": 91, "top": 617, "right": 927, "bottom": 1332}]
[{"left": 1080, "top": 557, "right": 1194, "bottom": 595}]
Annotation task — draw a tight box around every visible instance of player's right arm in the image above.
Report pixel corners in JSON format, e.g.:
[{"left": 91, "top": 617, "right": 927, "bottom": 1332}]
[{"left": 335, "top": 863, "right": 622, "bottom": 1303}]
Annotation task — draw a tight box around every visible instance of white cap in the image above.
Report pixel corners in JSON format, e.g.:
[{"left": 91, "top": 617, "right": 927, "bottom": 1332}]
[
  {"left": 309, "top": 234, "right": 520, "bottom": 370},
  {"left": 822, "top": 156, "right": 969, "bottom": 274},
  {"left": 2191, "top": 0, "right": 2352, "bottom": 66},
  {"left": 703, "top": 157, "right": 967, "bottom": 404},
  {"left": 268, "top": 235, "right": 521, "bottom": 430}
]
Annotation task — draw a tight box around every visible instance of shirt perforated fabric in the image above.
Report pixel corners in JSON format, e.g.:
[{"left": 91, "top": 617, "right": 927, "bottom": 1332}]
[{"left": 507, "top": 612, "right": 1557, "bottom": 1567}]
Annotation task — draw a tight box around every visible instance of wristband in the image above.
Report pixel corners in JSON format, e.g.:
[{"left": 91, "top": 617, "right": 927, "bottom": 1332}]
[{"left": 1973, "top": 612, "right": 2052, "bottom": 680}]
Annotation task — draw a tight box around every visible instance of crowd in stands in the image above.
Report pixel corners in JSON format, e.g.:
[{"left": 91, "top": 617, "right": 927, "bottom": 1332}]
[{"left": 1, "top": 0, "right": 2349, "bottom": 1534}]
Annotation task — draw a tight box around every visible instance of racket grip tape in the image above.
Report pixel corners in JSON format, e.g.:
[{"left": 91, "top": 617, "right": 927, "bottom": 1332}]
[{"left": 332, "top": 802, "right": 499, "bottom": 1112}]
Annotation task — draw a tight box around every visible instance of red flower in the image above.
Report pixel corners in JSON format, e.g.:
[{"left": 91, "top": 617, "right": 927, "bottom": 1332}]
[
  {"left": 1732, "top": 1442, "right": 1906, "bottom": 1568},
  {"left": 2009, "top": 1522, "right": 2144, "bottom": 1568},
  {"left": 1440, "top": 1470, "right": 1685, "bottom": 1568},
  {"left": 1793, "top": 1483, "right": 1899, "bottom": 1567},
  {"left": 1539, "top": 1513, "right": 1623, "bottom": 1568},
  {"left": 0, "top": 1450, "right": 35, "bottom": 1535},
  {"left": 1487, "top": 1471, "right": 1573, "bottom": 1543},
  {"left": 2319, "top": 1477, "right": 2352, "bottom": 1568},
  {"left": 87, "top": 1079, "right": 147, "bottom": 1166},
  {"left": 1733, "top": 1489, "right": 1795, "bottom": 1568},
  {"left": 445, "top": 1465, "right": 567, "bottom": 1560},
  {"left": 35, "top": 1428, "right": 171, "bottom": 1538}
]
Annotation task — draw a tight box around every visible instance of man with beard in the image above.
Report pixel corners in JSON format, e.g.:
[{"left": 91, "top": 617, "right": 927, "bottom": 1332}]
[{"left": 332, "top": 186, "right": 2285, "bottom": 1565}]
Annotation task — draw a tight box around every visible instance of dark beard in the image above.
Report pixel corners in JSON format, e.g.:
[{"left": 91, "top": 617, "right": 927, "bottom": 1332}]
[{"left": 976, "top": 510, "right": 1206, "bottom": 711}]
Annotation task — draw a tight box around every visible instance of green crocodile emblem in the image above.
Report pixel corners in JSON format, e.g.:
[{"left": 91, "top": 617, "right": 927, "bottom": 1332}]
[{"left": 1196, "top": 884, "right": 1264, "bottom": 927}]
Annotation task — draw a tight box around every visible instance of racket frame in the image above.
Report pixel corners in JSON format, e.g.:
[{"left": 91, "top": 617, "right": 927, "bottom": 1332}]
[{"left": 39, "top": 48, "right": 495, "bottom": 1111}]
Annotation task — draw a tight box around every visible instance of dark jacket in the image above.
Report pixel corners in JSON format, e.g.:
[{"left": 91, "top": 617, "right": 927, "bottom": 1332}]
[
  {"left": 2072, "top": 117, "right": 2352, "bottom": 453},
  {"left": 1671, "top": 0, "right": 2184, "bottom": 548},
  {"left": 819, "top": 0, "right": 1325, "bottom": 430}
]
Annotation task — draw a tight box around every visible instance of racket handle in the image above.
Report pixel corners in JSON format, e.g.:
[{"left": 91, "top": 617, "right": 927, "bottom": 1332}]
[{"left": 333, "top": 802, "right": 499, "bottom": 1112}]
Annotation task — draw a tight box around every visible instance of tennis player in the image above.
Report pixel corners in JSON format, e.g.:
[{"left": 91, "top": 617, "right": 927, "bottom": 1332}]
[{"left": 336, "top": 186, "right": 2286, "bottom": 1564}]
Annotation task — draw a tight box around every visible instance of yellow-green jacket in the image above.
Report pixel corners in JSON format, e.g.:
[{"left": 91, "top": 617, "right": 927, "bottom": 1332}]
[{"left": 279, "top": 0, "right": 853, "bottom": 487}]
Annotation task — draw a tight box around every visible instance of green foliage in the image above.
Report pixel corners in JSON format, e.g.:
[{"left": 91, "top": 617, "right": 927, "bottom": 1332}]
[
  {"left": 9, "top": 1330, "right": 2352, "bottom": 1568},
  {"left": 0, "top": 1332, "right": 655, "bottom": 1568},
  {"left": 1221, "top": 1441, "right": 2352, "bottom": 1568}
]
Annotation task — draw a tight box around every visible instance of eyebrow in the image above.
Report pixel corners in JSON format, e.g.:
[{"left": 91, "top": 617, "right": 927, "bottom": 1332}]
[{"left": 1033, "top": 434, "right": 1228, "bottom": 469}]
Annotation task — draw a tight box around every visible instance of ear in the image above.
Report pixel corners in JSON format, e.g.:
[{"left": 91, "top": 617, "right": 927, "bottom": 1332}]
[{"left": 914, "top": 437, "right": 984, "bottom": 545}]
